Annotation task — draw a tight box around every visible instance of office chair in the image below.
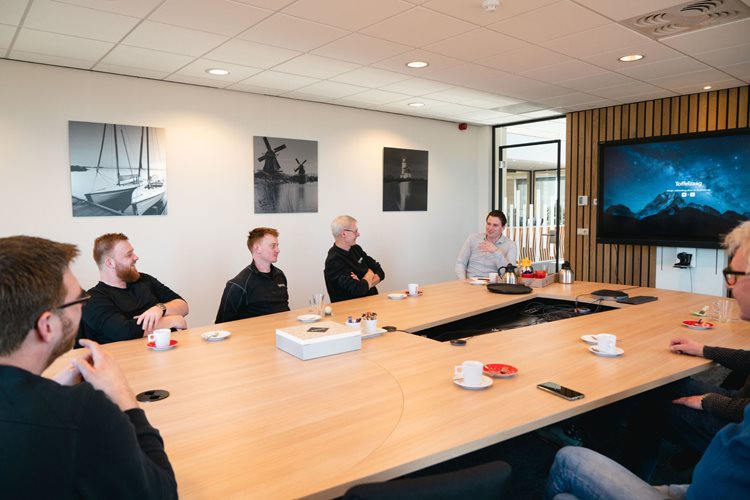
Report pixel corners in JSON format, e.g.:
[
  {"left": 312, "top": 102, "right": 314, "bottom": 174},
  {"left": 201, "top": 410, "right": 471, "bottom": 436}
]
[{"left": 342, "top": 460, "right": 512, "bottom": 500}]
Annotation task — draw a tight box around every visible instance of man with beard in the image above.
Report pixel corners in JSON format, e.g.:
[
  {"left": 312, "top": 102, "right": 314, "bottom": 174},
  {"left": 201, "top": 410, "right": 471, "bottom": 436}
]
[
  {"left": 80, "top": 233, "right": 188, "bottom": 344},
  {"left": 0, "top": 236, "right": 177, "bottom": 498}
]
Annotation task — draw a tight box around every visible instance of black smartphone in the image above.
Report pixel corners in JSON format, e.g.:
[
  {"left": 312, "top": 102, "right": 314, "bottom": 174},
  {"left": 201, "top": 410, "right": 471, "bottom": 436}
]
[{"left": 537, "top": 382, "right": 585, "bottom": 401}]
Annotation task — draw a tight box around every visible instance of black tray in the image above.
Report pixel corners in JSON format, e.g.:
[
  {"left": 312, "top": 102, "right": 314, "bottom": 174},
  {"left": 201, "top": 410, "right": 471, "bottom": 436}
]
[{"left": 487, "top": 283, "right": 532, "bottom": 294}]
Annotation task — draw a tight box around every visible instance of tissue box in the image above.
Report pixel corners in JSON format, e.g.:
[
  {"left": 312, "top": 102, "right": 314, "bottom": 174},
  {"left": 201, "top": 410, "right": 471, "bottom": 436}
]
[
  {"left": 521, "top": 273, "right": 557, "bottom": 288},
  {"left": 276, "top": 321, "right": 362, "bottom": 360}
]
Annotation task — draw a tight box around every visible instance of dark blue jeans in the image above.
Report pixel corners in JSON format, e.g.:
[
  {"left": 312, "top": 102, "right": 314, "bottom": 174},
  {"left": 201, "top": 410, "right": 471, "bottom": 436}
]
[{"left": 621, "top": 377, "right": 736, "bottom": 480}]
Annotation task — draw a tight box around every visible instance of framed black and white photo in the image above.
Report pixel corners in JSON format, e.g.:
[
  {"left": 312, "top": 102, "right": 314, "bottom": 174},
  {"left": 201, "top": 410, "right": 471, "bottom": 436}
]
[
  {"left": 254, "top": 136, "right": 318, "bottom": 213},
  {"left": 69, "top": 121, "right": 168, "bottom": 217},
  {"left": 383, "top": 147, "right": 428, "bottom": 211}
]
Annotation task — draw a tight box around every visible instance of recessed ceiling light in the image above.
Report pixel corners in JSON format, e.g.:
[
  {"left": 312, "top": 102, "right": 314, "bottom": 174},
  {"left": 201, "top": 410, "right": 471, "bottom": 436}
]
[
  {"left": 206, "top": 68, "right": 230, "bottom": 76},
  {"left": 406, "top": 61, "right": 428, "bottom": 69},
  {"left": 618, "top": 54, "right": 644, "bottom": 62},
  {"left": 703, "top": 85, "right": 712, "bottom": 90},
  {"left": 408, "top": 102, "right": 425, "bottom": 107}
]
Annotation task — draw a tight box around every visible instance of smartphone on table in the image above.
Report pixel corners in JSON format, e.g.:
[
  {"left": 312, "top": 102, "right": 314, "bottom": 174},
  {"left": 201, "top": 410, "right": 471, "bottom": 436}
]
[{"left": 537, "top": 382, "right": 585, "bottom": 401}]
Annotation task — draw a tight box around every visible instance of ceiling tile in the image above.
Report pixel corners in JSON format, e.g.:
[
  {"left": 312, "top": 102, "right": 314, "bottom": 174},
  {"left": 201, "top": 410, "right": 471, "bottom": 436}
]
[
  {"left": 169, "top": 58, "right": 263, "bottom": 82},
  {"left": 362, "top": 6, "right": 475, "bottom": 47},
  {"left": 454, "top": 109, "right": 516, "bottom": 122},
  {"left": 12, "top": 28, "right": 111, "bottom": 62},
  {"left": 487, "top": 0, "right": 610, "bottom": 44},
  {"left": 540, "top": 23, "right": 652, "bottom": 60},
  {"left": 122, "top": 21, "right": 228, "bottom": 56},
  {"left": 581, "top": 41, "right": 683, "bottom": 71},
  {"left": 477, "top": 45, "right": 569, "bottom": 73},
  {"left": 51, "top": 0, "right": 163, "bottom": 18},
  {"left": 519, "top": 59, "right": 607, "bottom": 83},
  {"left": 271, "top": 53, "right": 359, "bottom": 79},
  {"left": 421, "top": 87, "right": 508, "bottom": 105},
  {"left": 423, "top": 0, "right": 559, "bottom": 26},
  {"left": 165, "top": 74, "right": 232, "bottom": 89},
  {"left": 204, "top": 39, "right": 299, "bottom": 68},
  {"left": 379, "top": 77, "right": 454, "bottom": 95},
  {"left": 279, "top": 90, "right": 335, "bottom": 103},
  {"left": 558, "top": 72, "right": 641, "bottom": 92},
  {"left": 235, "top": 70, "right": 318, "bottom": 90},
  {"left": 97, "top": 45, "right": 193, "bottom": 73},
  {"left": 334, "top": 89, "right": 409, "bottom": 105},
  {"left": 94, "top": 63, "right": 171, "bottom": 79},
  {"left": 648, "top": 68, "right": 744, "bottom": 91},
  {"left": 330, "top": 67, "right": 409, "bottom": 87},
  {"left": 572, "top": 0, "right": 685, "bottom": 21},
  {"left": 25, "top": 0, "right": 138, "bottom": 42},
  {"left": 0, "top": 0, "right": 29, "bottom": 25},
  {"left": 281, "top": 0, "right": 412, "bottom": 31},
  {"left": 661, "top": 18, "right": 750, "bottom": 53},
  {"left": 537, "top": 91, "right": 612, "bottom": 108},
  {"left": 588, "top": 81, "right": 668, "bottom": 100},
  {"left": 150, "top": 0, "right": 272, "bottom": 36},
  {"left": 237, "top": 13, "right": 348, "bottom": 51},
  {"left": 0, "top": 24, "right": 17, "bottom": 51},
  {"left": 287, "top": 80, "right": 369, "bottom": 99},
  {"left": 615, "top": 56, "right": 710, "bottom": 81},
  {"left": 611, "top": 89, "right": 678, "bottom": 103},
  {"left": 423, "top": 28, "right": 529, "bottom": 61},
  {"left": 9, "top": 49, "right": 93, "bottom": 69},
  {"left": 720, "top": 61, "right": 750, "bottom": 81},
  {"left": 692, "top": 42, "right": 750, "bottom": 68},
  {"left": 231, "top": 0, "right": 297, "bottom": 10},
  {"left": 371, "top": 49, "right": 462, "bottom": 75},
  {"left": 461, "top": 94, "right": 521, "bottom": 109},
  {"left": 312, "top": 33, "right": 411, "bottom": 65}
]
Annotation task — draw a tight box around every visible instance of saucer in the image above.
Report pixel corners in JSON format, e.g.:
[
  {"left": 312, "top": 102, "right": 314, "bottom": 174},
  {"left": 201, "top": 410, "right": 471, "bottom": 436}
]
[
  {"left": 589, "top": 346, "right": 624, "bottom": 357},
  {"left": 362, "top": 327, "right": 386, "bottom": 339},
  {"left": 147, "top": 339, "right": 177, "bottom": 351},
  {"left": 483, "top": 363, "right": 518, "bottom": 378},
  {"left": 201, "top": 330, "right": 231, "bottom": 341},
  {"left": 581, "top": 334, "right": 598, "bottom": 344},
  {"left": 453, "top": 375, "right": 493, "bottom": 390},
  {"left": 468, "top": 280, "right": 487, "bottom": 286},
  {"left": 388, "top": 293, "right": 407, "bottom": 300},
  {"left": 297, "top": 314, "right": 322, "bottom": 323},
  {"left": 683, "top": 320, "right": 714, "bottom": 330}
]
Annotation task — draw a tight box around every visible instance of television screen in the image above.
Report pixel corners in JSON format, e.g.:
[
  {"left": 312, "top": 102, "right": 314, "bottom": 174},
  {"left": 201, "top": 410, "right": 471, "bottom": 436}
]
[{"left": 597, "top": 128, "right": 750, "bottom": 248}]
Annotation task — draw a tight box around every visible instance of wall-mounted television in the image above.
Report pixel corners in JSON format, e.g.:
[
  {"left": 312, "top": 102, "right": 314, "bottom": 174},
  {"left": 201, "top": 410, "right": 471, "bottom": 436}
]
[{"left": 597, "top": 127, "right": 750, "bottom": 248}]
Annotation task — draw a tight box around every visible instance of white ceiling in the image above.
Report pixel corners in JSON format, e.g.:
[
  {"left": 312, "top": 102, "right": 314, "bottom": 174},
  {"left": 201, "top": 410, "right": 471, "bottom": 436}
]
[{"left": 2, "top": 0, "right": 749, "bottom": 125}]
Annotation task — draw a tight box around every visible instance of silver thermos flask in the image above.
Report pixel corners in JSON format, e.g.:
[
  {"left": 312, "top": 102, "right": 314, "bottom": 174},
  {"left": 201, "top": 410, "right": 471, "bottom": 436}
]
[{"left": 559, "top": 261, "right": 574, "bottom": 284}]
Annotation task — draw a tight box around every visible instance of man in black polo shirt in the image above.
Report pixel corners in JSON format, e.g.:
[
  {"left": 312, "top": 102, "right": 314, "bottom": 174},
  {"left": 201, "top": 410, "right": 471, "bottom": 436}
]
[
  {"left": 215, "top": 227, "right": 290, "bottom": 323},
  {"left": 80, "top": 233, "right": 189, "bottom": 344},
  {"left": 0, "top": 236, "right": 177, "bottom": 498}
]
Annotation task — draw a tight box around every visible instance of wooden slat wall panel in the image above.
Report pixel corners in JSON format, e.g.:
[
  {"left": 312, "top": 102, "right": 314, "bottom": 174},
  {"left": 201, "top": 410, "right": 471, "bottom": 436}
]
[{"left": 564, "top": 85, "right": 750, "bottom": 287}]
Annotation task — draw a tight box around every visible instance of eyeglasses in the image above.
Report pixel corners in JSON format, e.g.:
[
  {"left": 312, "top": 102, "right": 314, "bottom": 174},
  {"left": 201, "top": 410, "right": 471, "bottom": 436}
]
[
  {"left": 55, "top": 294, "right": 91, "bottom": 310},
  {"left": 343, "top": 229, "right": 360, "bottom": 236},
  {"left": 722, "top": 267, "right": 748, "bottom": 287}
]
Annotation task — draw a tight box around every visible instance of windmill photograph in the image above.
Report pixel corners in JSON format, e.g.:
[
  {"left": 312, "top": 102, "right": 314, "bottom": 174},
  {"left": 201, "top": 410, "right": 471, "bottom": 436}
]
[
  {"left": 253, "top": 135, "right": 318, "bottom": 214},
  {"left": 69, "top": 120, "right": 167, "bottom": 217}
]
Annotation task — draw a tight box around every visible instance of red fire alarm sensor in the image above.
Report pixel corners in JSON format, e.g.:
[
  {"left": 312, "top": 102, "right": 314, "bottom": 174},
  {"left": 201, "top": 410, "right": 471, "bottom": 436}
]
[{"left": 458, "top": 122, "right": 468, "bottom": 130}]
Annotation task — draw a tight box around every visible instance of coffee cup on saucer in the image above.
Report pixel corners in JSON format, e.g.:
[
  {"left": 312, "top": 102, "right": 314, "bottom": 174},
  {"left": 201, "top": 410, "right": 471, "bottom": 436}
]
[
  {"left": 407, "top": 283, "right": 419, "bottom": 296},
  {"left": 597, "top": 333, "right": 617, "bottom": 354},
  {"left": 488, "top": 272, "right": 498, "bottom": 283},
  {"left": 148, "top": 329, "right": 171, "bottom": 349},
  {"left": 454, "top": 360, "right": 483, "bottom": 387}
]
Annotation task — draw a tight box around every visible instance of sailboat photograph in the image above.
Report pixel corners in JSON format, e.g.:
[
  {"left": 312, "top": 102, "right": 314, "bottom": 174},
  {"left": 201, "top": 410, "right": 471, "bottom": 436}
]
[{"left": 69, "top": 120, "right": 167, "bottom": 217}]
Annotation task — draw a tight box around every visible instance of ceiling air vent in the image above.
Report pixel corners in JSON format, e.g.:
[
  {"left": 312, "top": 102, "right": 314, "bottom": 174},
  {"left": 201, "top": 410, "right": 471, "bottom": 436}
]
[{"left": 622, "top": 0, "right": 750, "bottom": 40}]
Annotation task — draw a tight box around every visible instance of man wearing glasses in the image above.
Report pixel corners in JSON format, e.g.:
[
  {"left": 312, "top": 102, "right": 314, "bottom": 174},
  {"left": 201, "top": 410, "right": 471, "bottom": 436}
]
[
  {"left": 80, "top": 233, "right": 189, "bottom": 344},
  {"left": 324, "top": 215, "right": 385, "bottom": 303},
  {"left": 0, "top": 236, "right": 177, "bottom": 498}
]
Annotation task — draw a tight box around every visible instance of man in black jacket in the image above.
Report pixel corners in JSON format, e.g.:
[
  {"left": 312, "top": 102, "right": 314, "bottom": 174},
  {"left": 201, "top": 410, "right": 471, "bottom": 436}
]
[
  {"left": 0, "top": 235, "right": 177, "bottom": 498},
  {"left": 215, "top": 227, "right": 290, "bottom": 323},
  {"left": 80, "top": 233, "right": 189, "bottom": 344},
  {"left": 324, "top": 215, "right": 385, "bottom": 303}
]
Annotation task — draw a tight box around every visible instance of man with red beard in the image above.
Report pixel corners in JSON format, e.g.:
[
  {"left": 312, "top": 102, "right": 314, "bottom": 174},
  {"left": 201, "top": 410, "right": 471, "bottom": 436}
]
[
  {"left": 80, "top": 233, "right": 188, "bottom": 344},
  {"left": 0, "top": 236, "right": 177, "bottom": 498}
]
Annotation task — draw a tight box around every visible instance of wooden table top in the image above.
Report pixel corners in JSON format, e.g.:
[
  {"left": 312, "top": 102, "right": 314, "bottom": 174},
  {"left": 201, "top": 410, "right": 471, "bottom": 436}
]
[{"left": 47, "top": 280, "right": 749, "bottom": 499}]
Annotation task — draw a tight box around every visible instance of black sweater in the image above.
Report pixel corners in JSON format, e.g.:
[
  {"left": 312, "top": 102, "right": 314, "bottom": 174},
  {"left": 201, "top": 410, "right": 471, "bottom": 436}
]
[
  {"left": 703, "top": 345, "right": 750, "bottom": 422},
  {"left": 324, "top": 244, "right": 385, "bottom": 303},
  {"left": 215, "top": 262, "right": 290, "bottom": 323}
]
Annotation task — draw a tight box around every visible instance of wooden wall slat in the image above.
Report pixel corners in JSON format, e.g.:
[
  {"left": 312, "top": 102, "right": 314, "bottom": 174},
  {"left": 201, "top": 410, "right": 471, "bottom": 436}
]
[{"left": 564, "top": 85, "right": 749, "bottom": 287}]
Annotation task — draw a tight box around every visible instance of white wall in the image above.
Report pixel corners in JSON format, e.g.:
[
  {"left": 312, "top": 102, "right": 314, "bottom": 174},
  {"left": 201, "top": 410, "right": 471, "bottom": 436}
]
[
  {"left": 0, "top": 60, "right": 491, "bottom": 326},
  {"left": 655, "top": 246, "right": 726, "bottom": 297}
]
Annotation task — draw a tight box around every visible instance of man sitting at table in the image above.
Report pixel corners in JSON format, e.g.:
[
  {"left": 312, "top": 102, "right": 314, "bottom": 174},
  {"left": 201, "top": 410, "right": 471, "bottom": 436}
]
[
  {"left": 215, "top": 227, "right": 290, "bottom": 323},
  {"left": 80, "top": 233, "right": 188, "bottom": 344},
  {"left": 455, "top": 210, "right": 517, "bottom": 279},
  {"left": 324, "top": 215, "right": 385, "bottom": 303},
  {"left": 0, "top": 235, "right": 177, "bottom": 498}
]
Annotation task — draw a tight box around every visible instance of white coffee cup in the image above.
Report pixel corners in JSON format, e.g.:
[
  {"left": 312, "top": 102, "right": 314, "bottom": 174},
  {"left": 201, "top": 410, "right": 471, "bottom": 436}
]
[
  {"left": 454, "top": 360, "right": 484, "bottom": 387},
  {"left": 363, "top": 319, "right": 378, "bottom": 334},
  {"left": 488, "top": 272, "right": 498, "bottom": 283},
  {"left": 408, "top": 283, "right": 419, "bottom": 295},
  {"left": 597, "top": 333, "right": 617, "bottom": 354},
  {"left": 148, "top": 328, "right": 171, "bottom": 348}
]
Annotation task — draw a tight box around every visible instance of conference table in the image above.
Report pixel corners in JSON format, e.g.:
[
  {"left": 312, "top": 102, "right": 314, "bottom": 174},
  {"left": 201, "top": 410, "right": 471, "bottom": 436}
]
[{"left": 48, "top": 280, "right": 749, "bottom": 499}]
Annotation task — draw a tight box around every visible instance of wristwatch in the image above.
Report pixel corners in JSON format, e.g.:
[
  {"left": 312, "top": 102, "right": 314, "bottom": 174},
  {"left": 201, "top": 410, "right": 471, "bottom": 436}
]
[{"left": 155, "top": 303, "right": 167, "bottom": 316}]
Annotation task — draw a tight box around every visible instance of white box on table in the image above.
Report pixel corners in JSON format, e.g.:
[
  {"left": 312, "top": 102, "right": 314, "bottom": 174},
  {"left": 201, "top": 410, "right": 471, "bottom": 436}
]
[{"left": 275, "top": 321, "right": 362, "bottom": 360}]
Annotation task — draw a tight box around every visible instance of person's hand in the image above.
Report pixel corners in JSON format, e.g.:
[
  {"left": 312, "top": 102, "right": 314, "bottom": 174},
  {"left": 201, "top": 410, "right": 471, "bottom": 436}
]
[
  {"left": 72, "top": 339, "right": 139, "bottom": 412},
  {"left": 350, "top": 272, "right": 360, "bottom": 281},
  {"left": 673, "top": 395, "right": 704, "bottom": 410},
  {"left": 367, "top": 268, "right": 382, "bottom": 286},
  {"left": 669, "top": 337, "right": 705, "bottom": 357},
  {"left": 52, "top": 361, "right": 84, "bottom": 386},
  {"left": 134, "top": 305, "right": 163, "bottom": 332},
  {"left": 163, "top": 315, "right": 187, "bottom": 330},
  {"left": 478, "top": 241, "right": 498, "bottom": 253}
]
